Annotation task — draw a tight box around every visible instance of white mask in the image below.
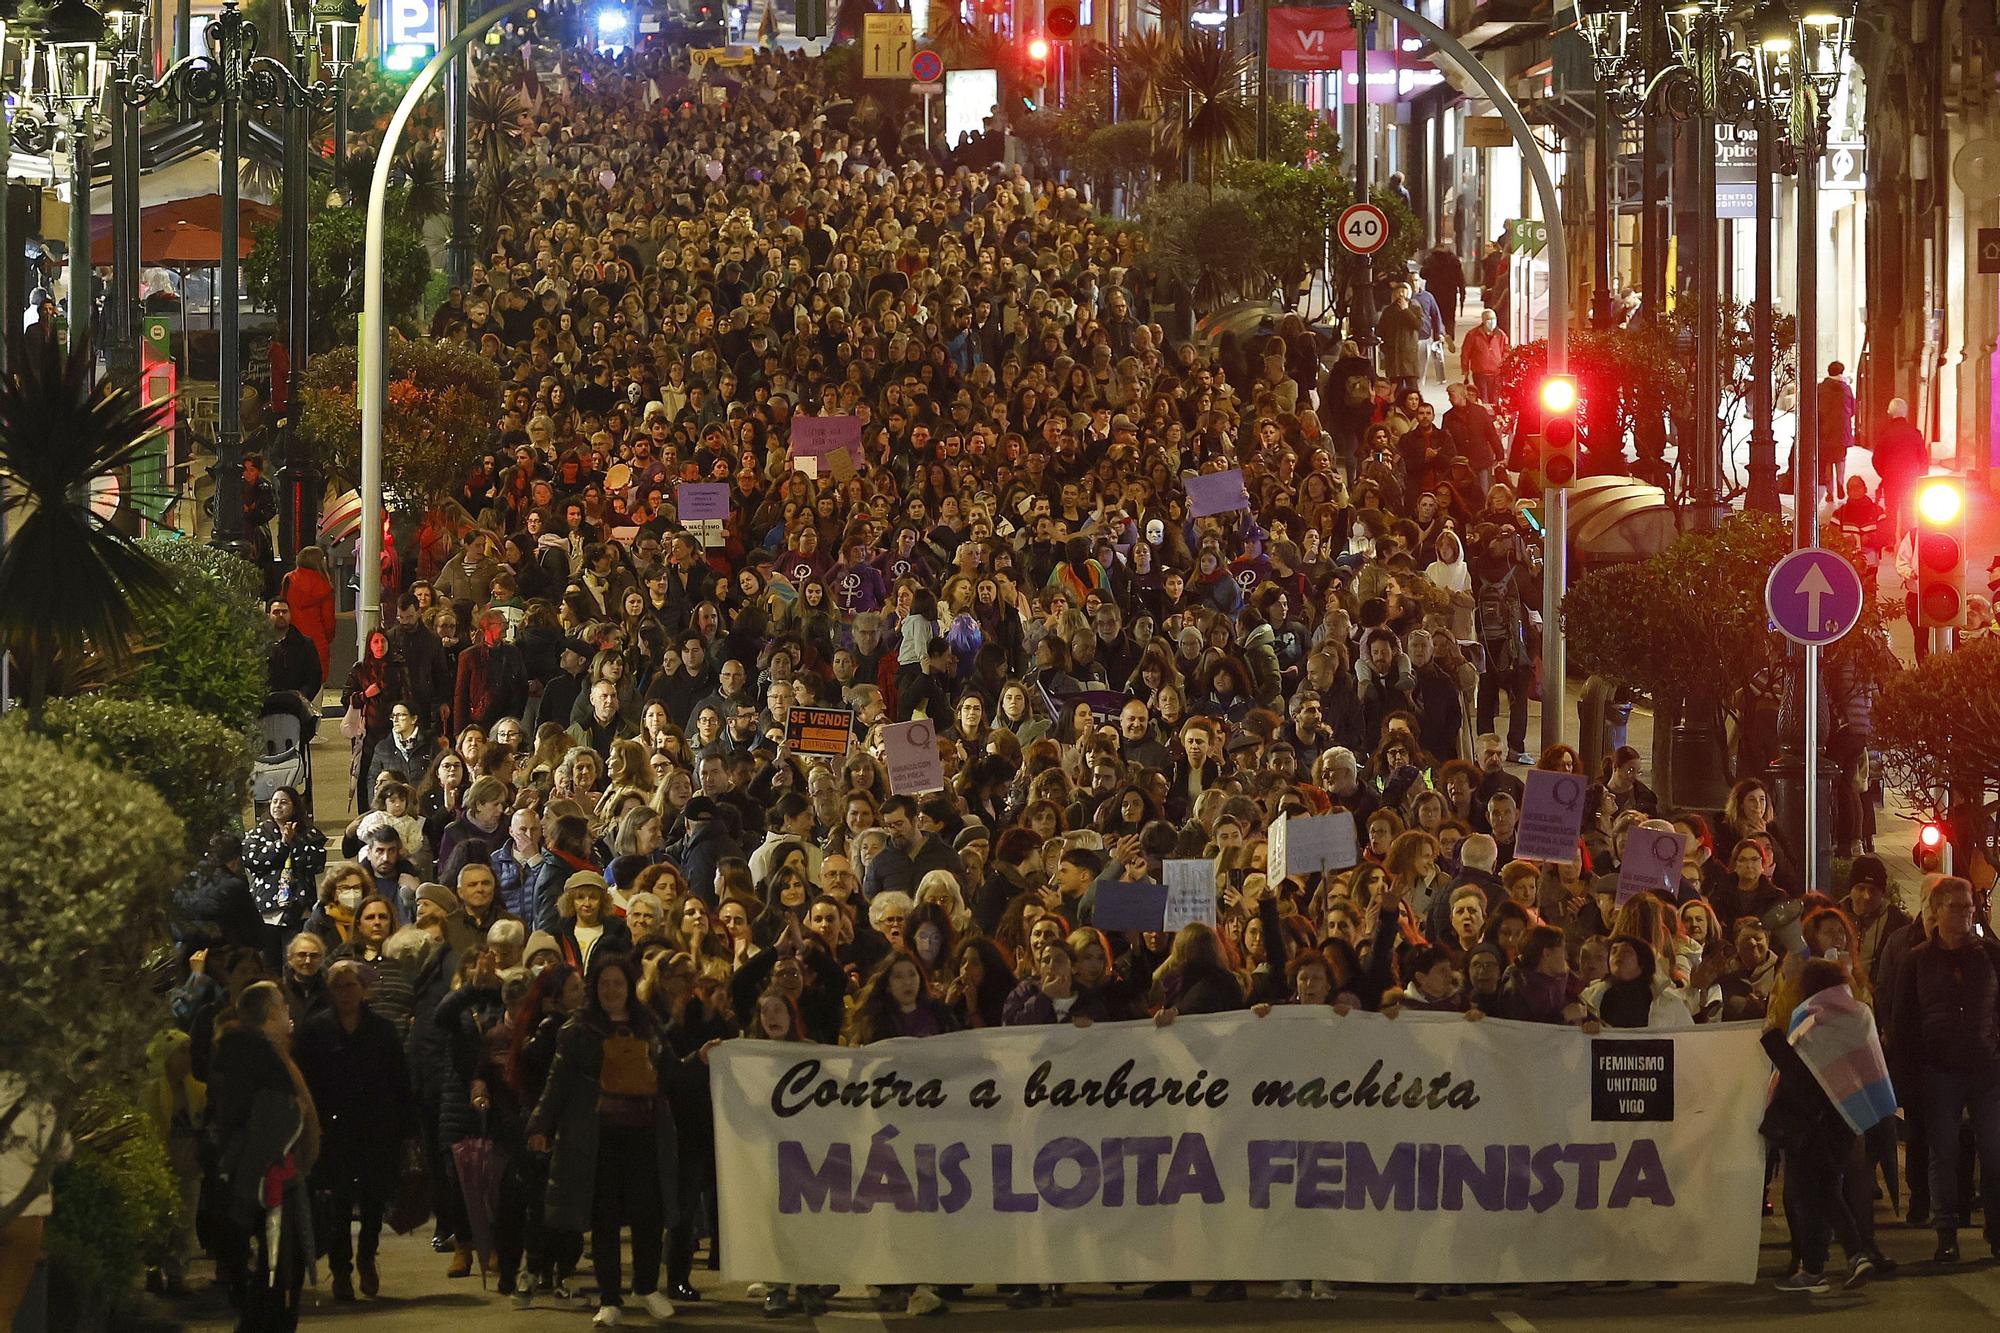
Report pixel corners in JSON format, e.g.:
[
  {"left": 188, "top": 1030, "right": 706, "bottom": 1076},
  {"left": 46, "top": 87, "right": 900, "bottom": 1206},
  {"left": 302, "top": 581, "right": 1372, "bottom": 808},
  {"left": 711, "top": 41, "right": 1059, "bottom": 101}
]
[
  {"left": 1146, "top": 519, "right": 1165, "bottom": 546},
  {"left": 337, "top": 887, "right": 363, "bottom": 912}
]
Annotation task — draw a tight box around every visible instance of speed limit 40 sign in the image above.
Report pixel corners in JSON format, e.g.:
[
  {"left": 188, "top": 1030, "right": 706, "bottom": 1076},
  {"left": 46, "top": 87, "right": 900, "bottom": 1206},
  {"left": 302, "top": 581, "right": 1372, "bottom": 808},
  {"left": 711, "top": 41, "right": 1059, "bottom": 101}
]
[{"left": 1337, "top": 202, "right": 1390, "bottom": 256}]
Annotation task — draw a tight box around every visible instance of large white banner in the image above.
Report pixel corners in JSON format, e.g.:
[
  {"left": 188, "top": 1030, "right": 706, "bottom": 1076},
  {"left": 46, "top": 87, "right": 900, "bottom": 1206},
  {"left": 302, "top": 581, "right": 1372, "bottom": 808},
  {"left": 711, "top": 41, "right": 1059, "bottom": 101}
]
[{"left": 710, "top": 1010, "right": 1769, "bottom": 1286}]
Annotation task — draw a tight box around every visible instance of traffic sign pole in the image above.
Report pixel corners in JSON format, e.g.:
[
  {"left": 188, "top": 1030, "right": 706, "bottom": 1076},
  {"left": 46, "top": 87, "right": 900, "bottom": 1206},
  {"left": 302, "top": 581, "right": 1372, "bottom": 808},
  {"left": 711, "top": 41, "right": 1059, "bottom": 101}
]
[{"left": 1766, "top": 547, "right": 1864, "bottom": 896}]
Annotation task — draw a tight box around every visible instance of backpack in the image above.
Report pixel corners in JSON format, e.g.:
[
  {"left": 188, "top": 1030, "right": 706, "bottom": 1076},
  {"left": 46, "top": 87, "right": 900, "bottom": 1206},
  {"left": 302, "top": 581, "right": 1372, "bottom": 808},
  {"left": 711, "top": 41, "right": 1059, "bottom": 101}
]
[{"left": 1475, "top": 574, "right": 1524, "bottom": 669}]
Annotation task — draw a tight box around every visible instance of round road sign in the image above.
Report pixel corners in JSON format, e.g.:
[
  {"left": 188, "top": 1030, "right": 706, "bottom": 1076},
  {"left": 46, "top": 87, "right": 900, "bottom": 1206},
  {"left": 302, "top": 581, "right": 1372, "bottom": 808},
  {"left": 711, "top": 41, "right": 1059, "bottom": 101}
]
[
  {"left": 1337, "top": 202, "right": 1389, "bottom": 256},
  {"left": 1764, "top": 547, "right": 1865, "bottom": 646},
  {"left": 911, "top": 49, "right": 943, "bottom": 83}
]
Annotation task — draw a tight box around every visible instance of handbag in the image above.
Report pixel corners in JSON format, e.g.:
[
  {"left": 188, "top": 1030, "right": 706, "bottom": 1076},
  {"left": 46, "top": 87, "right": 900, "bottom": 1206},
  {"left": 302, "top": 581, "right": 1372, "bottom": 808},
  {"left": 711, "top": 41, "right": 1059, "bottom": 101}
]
[
  {"left": 386, "top": 1137, "right": 432, "bottom": 1235},
  {"left": 339, "top": 704, "right": 365, "bottom": 740}
]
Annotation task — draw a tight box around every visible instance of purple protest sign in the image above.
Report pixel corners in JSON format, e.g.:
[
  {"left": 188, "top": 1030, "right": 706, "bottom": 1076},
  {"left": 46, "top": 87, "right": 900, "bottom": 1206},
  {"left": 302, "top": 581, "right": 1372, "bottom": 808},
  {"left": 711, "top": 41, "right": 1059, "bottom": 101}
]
[
  {"left": 791, "top": 415, "right": 863, "bottom": 462},
  {"left": 1764, "top": 548, "right": 1865, "bottom": 646},
  {"left": 677, "top": 482, "right": 731, "bottom": 521},
  {"left": 1187, "top": 468, "right": 1251, "bottom": 518},
  {"left": 1616, "top": 827, "right": 1687, "bottom": 905}
]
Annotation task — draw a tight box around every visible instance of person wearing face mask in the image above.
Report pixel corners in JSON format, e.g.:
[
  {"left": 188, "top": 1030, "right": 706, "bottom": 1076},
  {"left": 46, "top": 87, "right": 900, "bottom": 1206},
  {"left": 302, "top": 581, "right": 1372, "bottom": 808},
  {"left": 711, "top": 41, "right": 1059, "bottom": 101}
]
[
  {"left": 1461, "top": 304, "right": 1510, "bottom": 405},
  {"left": 309, "top": 861, "right": 376, "bottom": 947}
]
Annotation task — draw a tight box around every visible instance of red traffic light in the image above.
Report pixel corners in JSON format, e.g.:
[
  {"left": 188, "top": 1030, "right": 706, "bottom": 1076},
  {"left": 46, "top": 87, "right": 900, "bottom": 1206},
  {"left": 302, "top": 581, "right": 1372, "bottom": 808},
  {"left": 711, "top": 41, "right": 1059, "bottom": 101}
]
[
  {"left": 1539, "top": 374, "right": 1578, "bottom": 489},
  {"left": 1915, "top": 474, "right": 1967, "bottom": 628},
  {"left": 1915, "top": 820, "right": 1949, "bottom": 872},
  {"left": 1918, "top": 477, "right": 1965, "bottom": 526},
  {"left": 1027, "top": 35, "right": 1050, "bottom": 60},
  {"left": 1539, "top": 375, "right": 1578, "bottom": 415}
]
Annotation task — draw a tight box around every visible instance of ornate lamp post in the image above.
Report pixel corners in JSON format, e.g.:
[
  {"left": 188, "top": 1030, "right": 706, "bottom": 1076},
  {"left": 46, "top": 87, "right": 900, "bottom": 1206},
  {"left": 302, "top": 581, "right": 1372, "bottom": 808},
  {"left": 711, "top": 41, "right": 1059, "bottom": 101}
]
[
  {"left": 106, "top": 0, "right": 356, "bottom": 555},
  {"left": 11, "top": 0, "right": 110, "bottom": 361},
  {"left": 1754, "top": 0, "right": 1857, "bottom": 894}
]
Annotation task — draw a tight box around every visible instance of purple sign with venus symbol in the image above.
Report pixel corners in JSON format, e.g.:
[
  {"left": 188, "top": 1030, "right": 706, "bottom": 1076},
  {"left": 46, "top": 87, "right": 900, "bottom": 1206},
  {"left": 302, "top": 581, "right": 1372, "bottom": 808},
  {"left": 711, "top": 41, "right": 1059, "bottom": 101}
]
[{"left": 1764, "top": 548, "right": 1864, "bottom": 647}]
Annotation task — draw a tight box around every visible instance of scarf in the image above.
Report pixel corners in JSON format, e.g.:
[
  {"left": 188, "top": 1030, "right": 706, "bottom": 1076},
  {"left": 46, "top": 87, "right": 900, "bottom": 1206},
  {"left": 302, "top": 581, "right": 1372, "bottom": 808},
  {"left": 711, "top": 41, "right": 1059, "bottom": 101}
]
[{"left": 1786, "top": 983, "right": 1897, "bottom": 1134}]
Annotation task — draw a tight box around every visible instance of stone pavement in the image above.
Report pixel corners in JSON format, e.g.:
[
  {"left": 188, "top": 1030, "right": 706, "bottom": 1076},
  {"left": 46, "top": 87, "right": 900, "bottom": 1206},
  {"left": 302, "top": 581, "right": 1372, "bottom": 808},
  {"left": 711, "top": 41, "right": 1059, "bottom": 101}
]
[{"left": 135, "top": 1209, "right": 2000, "bottom": 1331}]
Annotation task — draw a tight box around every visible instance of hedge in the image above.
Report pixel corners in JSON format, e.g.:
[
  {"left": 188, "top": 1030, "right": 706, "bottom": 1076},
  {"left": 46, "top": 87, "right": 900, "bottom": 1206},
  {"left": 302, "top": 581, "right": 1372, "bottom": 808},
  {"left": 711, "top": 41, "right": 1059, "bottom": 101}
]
[
  {"left": 13, "top": 695, "right": 252, "bottom": 852},
  {"left": 118, "top": 537, "right": 267, "bottom": 731},
  {"left": 45, "top": 1100, "right": 180, "bottom": 1328},
  {"left": 0, "top": 731, "right": 185, "bottom": 1239}
]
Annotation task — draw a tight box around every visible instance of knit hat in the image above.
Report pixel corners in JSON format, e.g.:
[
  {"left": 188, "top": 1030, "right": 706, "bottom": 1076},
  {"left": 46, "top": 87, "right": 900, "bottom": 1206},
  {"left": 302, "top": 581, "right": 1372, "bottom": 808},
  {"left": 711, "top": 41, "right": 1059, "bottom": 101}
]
[
  {"left": 416, "top": 883, "right": 459, "bottom": 918},
  {"left": 524, "top": 931, "right": 560, "bottom": 964}
]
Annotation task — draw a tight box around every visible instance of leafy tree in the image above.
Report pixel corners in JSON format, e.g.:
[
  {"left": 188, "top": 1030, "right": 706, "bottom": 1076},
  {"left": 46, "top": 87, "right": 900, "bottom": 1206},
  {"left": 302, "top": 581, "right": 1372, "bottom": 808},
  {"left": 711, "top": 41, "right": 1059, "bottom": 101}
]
[
  {"left": 468, "top": 82, "right": 530, "bottom": 174},
  {"left": 299, "top": 339, "right": 503, "bottom": 509},
  {"left": 244, "top": 195, "right": 430, "bottom": 353},
  {"left": 1563, "top": 511, "right": 1893, "bottom": 785},
  {"left": 118, "top": 538, "right": 268, "bottom": 731},
  {"left": 0, "top": 732, "right": 186, "bottom": 1231},
  {"left": 1218, "top": 157, "right": 1350, "bottom": 315},
  {"left": 475, "top": 159, "right": 538, "bottom": 251},
  {"left": 1266, "top": 99, "right": 1339, "bottom": 168},
  {"left": 1875, "top": 639, "right": 2000, "bottom": 823},
  {"left": 1083, "top": 121, "right": 1159, "bottom": 205},
  {"left": 1164, "top": 32, "right": 1252, "bottom": 192},
  {"left": 1500, "top": 297, "right": 1794, "bottom": 489},
  {"left": 0, "top": 338, "right": 173, "bottom": 723}
]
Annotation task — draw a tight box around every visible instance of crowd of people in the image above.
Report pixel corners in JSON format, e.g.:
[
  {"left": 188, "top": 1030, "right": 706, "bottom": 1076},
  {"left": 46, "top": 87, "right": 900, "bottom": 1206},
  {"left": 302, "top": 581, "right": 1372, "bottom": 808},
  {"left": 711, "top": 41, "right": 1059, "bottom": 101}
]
[{"left": 157, "top": 31, "right": 1979, "bottom": 1333}]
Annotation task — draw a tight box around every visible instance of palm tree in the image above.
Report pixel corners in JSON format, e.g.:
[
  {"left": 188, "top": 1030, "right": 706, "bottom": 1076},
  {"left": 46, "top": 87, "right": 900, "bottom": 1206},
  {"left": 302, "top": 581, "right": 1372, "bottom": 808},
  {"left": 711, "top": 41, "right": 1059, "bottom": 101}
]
[
  {"left": 1164, "top": 32, "right": 1253, "bottom": 193},
  {"left": 392, "top": 142, "right": 449, "bottom": 222},
  {"left": 1113, "top": 26, "right": 1178, "bottom": 120},
  {"left": 467, "top": 83, "right": 530, "bottom": 176},
  {"left": 474, "top": 160, "right": 536, "bottom": 249},
  {"left": 0, "top": 337, "right": 173, "bottom": 724}
]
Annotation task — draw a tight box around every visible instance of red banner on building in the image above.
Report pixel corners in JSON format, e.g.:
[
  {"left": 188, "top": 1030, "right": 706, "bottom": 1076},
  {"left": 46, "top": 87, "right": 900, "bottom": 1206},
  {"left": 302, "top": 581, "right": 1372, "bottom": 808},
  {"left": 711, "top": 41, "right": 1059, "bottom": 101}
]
[{"left": 1267, "top": 6, "right": 1356, "bottom": 70}]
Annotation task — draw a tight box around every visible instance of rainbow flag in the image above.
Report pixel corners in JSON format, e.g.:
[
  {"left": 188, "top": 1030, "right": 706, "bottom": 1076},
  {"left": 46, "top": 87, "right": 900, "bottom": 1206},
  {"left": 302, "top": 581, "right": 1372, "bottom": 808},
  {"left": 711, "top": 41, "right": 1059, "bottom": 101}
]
[{"left": 1786, "top": 982, "right": 1897, "bottom": 1135}]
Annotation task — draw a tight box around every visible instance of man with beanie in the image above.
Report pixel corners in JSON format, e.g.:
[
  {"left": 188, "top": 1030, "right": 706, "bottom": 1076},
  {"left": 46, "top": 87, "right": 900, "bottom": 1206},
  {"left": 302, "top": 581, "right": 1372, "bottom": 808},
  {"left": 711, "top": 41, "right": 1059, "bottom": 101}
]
[{"left": 1840, "top": 855, "right": 1911, "bottom": 981}]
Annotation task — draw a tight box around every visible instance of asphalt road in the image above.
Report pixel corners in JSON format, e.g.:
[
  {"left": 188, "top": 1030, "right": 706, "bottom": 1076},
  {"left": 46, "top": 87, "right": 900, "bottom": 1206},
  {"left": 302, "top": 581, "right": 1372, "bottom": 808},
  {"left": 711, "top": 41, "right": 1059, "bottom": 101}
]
[{"left": 141, "top": 1210, "right": 2000, "bottom": 1331}]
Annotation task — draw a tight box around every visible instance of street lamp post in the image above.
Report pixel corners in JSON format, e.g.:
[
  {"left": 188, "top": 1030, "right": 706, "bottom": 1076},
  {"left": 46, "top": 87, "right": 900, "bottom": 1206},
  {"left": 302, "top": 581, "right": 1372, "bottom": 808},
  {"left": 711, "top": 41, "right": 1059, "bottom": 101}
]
[
  {"left": 1578, "top": 0, "right": 1760, "bottom": 534},
  {"left": 1754, "top": 0, "right": 1857, "bottom": 893},
  {"left": 10, "top": 0, "right": 110, "bottom": 363},
  {"left": 107, "top": 0, "right": 357, "bottom": 557}
]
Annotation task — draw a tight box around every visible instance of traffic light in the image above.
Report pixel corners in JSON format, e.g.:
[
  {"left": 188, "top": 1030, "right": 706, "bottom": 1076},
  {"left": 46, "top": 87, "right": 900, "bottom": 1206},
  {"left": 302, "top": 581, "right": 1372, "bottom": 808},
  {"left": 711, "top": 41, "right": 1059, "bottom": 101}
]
[
  {"left": 1916, "top": 820, "right": 1949, "bottom": 874},
  {"left": 1915, "top": 475, "right": 1966, "bottom": 628},
  {"left": 1539, "top": 374, "right": 1579, "bottom": 488},
  {"left": 1026, "top": 34, "right": 1050, "bottom": 62}
]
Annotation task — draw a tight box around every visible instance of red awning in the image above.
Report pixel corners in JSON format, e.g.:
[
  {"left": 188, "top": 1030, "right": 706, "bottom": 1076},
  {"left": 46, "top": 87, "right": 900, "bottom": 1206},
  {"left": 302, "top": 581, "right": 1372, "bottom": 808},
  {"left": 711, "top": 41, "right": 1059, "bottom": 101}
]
[{"left": 89, "top": 193, "right": 282, "bottom": 266}]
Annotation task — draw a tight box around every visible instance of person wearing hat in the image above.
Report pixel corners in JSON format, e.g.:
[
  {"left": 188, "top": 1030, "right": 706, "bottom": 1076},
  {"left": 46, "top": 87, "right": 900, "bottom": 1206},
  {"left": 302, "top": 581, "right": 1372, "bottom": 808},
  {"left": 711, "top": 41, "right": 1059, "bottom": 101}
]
[
  {"left": 665, "top": 796, "right": 744, "bottom": 909},
  {"left": 522, "top": 931, "right": 563, "bottom": 974},
  {"left": 413, "top": 883, "right": 461, "bottom": 943},
  {"left": 534, "top": 636, "right": 595, "bottom": 734},
  {"left": 1840, "top": 855, "right": 1911, "bottom": 982},
  {"left": 552, "top": 872, "right": 630, "bottom": 971}
]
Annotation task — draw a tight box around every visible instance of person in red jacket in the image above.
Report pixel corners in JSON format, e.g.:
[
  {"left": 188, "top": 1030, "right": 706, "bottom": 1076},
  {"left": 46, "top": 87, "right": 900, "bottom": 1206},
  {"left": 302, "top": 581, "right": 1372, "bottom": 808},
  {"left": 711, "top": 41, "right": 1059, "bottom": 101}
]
[
  {"left": 280, "top": 545, "right": 337, "bottom": 677},
  {"left": 453, "top": 611, "right": 529, "bottom": 735},
  {"left": 1870, "top": 397, "right": 1931, "bottom": 540}
]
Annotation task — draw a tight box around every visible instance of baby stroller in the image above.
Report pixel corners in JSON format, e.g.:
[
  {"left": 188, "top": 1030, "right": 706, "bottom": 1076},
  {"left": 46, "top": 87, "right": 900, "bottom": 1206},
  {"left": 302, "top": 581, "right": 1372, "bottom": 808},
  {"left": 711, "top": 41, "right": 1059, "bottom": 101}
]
[{"left": 253, "top": 691, "right": 318, "bottom": 817}]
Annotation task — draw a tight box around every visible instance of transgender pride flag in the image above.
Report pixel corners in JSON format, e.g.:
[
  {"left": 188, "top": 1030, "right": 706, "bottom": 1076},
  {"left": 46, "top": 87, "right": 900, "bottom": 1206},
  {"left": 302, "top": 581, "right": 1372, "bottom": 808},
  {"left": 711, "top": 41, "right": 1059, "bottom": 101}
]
[{"left": 1787, "top": 983, "right": 1898, "bottom": 1135}]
